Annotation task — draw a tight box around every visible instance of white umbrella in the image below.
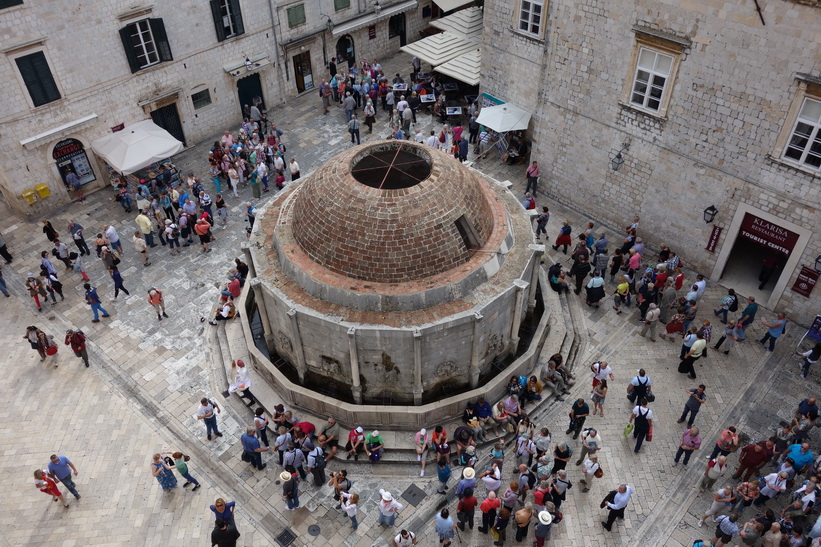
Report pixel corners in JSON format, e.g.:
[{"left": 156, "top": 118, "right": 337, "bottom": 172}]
[
  {"left": 91, "top": 119, "right": 184, "bottom": 175},
  {"left": 475, "top": 103, "right": 532, "bottom": 133}
]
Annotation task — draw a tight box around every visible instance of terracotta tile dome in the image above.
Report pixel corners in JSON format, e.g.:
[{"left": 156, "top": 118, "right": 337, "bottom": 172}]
[{"left": 291, "top": 141, "right": 495, "bottom": 283}]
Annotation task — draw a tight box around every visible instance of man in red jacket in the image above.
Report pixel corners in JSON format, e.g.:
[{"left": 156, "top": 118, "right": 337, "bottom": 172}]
[
  {"left": 732, "top": 439, "right": 775, "bottom": 481},
  {"left": 64, "top": 329, "right": 89, "bottom": 367}
]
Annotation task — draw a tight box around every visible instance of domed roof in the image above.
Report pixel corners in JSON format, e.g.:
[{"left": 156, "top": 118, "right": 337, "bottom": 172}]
[{"left": 290, "top": 141, "right": 495, "bottom": 284}]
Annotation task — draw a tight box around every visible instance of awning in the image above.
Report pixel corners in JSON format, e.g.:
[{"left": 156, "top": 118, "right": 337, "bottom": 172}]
[
  {"left": 430, "top": 6, "right": 483, "bottom": 40},
  {"left": 91, "top": 119, "right": 184, "bottom": 175},
  {"left": 400, "top": 31, "right": 477, "bottom": 66},
  {"left": 475, "top": 103, "right": 532, "bottom": 133},
  {"left": 223, "top": 53, "right": 272, "bottom": 77},
  {"left": 332, "top": 0, "right": 418, "bottom": 37},
  {"left": 20, "top": 113, "right": 98, "bottom": 149},
  {"left": 433, "top": 0, "right": 473, "bottom": 12},
  {"left": 434, "top": 47, "right": 481, "bottom": 86}
]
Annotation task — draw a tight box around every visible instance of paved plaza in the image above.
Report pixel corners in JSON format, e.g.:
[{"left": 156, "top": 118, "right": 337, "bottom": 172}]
[{"left": 0, "top": 53, "right": 816, "bottom": 546}]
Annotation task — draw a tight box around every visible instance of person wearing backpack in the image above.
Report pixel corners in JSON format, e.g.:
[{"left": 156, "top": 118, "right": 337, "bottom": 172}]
[
  {"left": 713, "top": 288, "right": 738, "bottom": 324},
  {"left": 551, "top": 221, "right": 572, "bottom": 254},
  {"left": 307, "top": 445, "right": 326, "bottom": 486},
  {"left": 626, "top": 369, "right": 651, "bottom": 404},
  {"left": 64, "top": 328, "right": 89, "bottom": 367},
  {"left": 581, "top": 454, "right": 601, "bottom": 492}
]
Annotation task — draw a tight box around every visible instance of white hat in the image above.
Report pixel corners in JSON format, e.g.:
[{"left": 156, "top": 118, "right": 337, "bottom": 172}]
[
  {"left": 380, "top": 489, "right": 393, "bottom": 501},
  {"left": 466, "top": 446, "right": 475, "bottom": 455},
  {"left": 419, "top": 428, "right": 426, "bottom": 436},
  {"left": 280, "top": 471, "right": 292, "bottom": 481},
  {"left": 372, "top": 430, "right": 380, "bottom": 437},
  {"left": 463, "top": 468, "right": 475, "bottom": 479},
  {"left": 538, "top": 511, "right": 553, "bottom": 525},
  {"left": 355, "top": 426, "right": 364, "bottom": 433}
]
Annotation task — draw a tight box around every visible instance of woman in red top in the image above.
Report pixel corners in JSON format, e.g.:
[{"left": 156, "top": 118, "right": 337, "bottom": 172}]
[{"left": 34, "top": 469, "right": 69, "bottom": 507}]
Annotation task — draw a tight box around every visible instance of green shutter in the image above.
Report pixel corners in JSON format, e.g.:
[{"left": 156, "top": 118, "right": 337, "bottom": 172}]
[
  {"left": 16, "top": 52, "right": 61, "bottom": 107},
  {"left": 334, "top": 0, "right": 350, "bottom": 10},
  {"left": 210, "top": 0, "right": 226, "bottom": 41},
  {"left": 119, "top": 25, "right": 141, "bottom": 73},
  {"left": 149, "top": 18, "right": 173, "bottom": 62},
  {"left": 287, "top": 4, "right": 306, "bottom": 28},
  {"left": 229, "top": 0, "right": 244, "bottom": 36}
]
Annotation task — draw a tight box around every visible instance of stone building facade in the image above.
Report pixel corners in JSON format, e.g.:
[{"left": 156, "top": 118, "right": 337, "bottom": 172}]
[
  {"left": 481, "top": 0, "right": 821, "bottom": 326},
  {"left": 0, "top": 0, "right": 430, "bottom": 215}
]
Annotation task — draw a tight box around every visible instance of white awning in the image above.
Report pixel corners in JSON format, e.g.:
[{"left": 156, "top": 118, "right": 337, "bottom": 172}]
[
  {"left": 475, "top": 103, "right": 532, "bottom": 133},
  {"left": 91, "top": 120, "right": 184, "bottom": 175},
  {"left": 400, "top": 31, "right": 477, "bottom": 66},
  {"left": 434, "top": 47, "right": 481, "bottom": 86},
  {"left": 20, "top": 114, "right": 98, "bottom": 149},
  {"left": 430, "top": 6, "right": 483, "bottom": 40},
  {"left": 332, "top": 0, "right": 418, "bottom": 37},
  {"left": 432, "top": 0, "right": 473, "bottom": 12},
  {"left": 223, "top": 53, "right": 272, "bottom": 77}
]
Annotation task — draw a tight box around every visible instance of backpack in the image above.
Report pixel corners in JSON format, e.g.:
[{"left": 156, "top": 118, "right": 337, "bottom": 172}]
[
  {"left": 171, "top": 225, "right": 180, "bottom": 238},
  {"left": 312, "top": 448, "right": 326, "bottom": 469},
  {"left": 525, "top": 470, "right": 537, "bottom": 489},
  {"left": 729, "top": 296, "right": 739, "bottom": 312}
]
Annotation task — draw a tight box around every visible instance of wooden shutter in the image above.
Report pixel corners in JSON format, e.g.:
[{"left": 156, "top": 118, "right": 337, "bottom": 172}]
[
  {"left": 210, "top": 0, "right": 226, "bottom": 42},
  {"left": 287, "top": 4, "right": 305, "bottom": 27},
  {"left": 149, "top": 18, "right": 173, "bottom": 62},
  {"left": 16, "top": 52, "right": 61, "bottom": 107},
  {"left": 119, "top": 25, "right": 141, "bottom": 73},
  {"left": 229, "top": 0, "right": 244, "bottom": 36}
]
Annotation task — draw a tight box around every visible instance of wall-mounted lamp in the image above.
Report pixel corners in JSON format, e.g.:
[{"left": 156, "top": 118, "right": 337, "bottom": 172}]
[
  {"left": 610, "top": 142, "right": 629, "bottom": 171},
  {"left": 326, "top": 17, "right": 335, "bottom": 33},
  {"left": 245, "top": 57, "right": 253, "bottom": 71},
  {"left": 703, "top": 205, "right": 718, "bottom": 224},
  {"left": 814, "top": 255, "right": 821, "bottom": 272},
  {"left": 375, "top": 1, "right": 382, "bottom": 14}
]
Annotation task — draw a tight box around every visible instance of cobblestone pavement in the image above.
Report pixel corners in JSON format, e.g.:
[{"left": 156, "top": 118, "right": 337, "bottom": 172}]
[{"left": 0, "top": 51, "right": 815, "bottom": 546}]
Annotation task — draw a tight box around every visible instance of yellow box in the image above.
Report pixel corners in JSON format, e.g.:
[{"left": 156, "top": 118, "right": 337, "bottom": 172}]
[
  {"left": 34, "top": 183, "right": 51, "bottom": 199},
  {"left": 22, "top": 190, "right": 37, "bottom": 204}
]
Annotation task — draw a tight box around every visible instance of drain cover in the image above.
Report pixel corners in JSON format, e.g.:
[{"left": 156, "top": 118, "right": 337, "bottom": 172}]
[
  {"left": 308, "top": 525, "right": 320, "bottom": 536},
  {"left": 275, "top": 528, "right": 297, "bottom": 546},
  {"left": 401, "top": 483, "right": 426, "bottom": 507}
]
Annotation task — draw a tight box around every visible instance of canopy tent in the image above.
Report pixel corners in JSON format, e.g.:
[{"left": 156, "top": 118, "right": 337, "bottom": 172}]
[
  {"left": 91, "top": 119, "right": 184, "bottom": 175},
  {"left": 400, "top": 31, "right": 477, "bottom": 66},
  {"left": 475, "top": 103, "right": 532, "bottom": 133},
  {"left": 430, "top": 6, "right": 483, "bottom": 40},
  {"left": 434, "top": 47, "right": 481, "bottom": 86},
  {"left": 432, "top": 0, "right": 473, "bottom": 12}
]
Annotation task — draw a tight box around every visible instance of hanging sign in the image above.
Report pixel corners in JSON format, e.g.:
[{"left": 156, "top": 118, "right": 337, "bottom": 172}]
[
  {"left": 706, "top": 226, "right": 722, "bottom": 252},
  {"left": 791, "top": 266, "right": 819, "bottom": 298}
]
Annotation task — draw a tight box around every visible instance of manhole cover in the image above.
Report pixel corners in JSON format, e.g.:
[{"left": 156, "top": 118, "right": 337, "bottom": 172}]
[
  {"left": 275, "top": 529, "right": 297, "bottom": 546},
  {"left": 308, "top": 525, "right": 320, "bottom": 536},
  {"left": 401, "top": 483, "right": 426, "bottom": 507}
]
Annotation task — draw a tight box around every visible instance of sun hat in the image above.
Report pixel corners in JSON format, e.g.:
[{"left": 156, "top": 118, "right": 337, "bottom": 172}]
[
  {"left": 538, "top": 511, "right": 553, "bottom": 525},
  {"left": 280, "top": 471, "right": 292, "bottom": 481},
  {"left": 463, "top": 468, "right": 475, "bottom": 479}
]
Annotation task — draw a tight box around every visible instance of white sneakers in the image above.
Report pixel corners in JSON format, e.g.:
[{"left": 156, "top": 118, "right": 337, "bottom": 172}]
[
  {"left": 420, "top": 470, "right": 425, "bottom": 477},
  {"left": 697, "top": 519, "right": 704, "bottom": 527}
]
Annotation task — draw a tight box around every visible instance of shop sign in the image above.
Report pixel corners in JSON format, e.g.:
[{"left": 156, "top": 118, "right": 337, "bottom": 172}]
[
  {"left": 808, "top": 315, "right": 821, "bottom": 342},
  {"left": 368, "top": 25, "right": 376, "bottom": 40},
  {"left": 52, "top": 138, "right": 85, "bottom": 160},
  {"left": 737, "top": 213, "right": 799, "bottom": 257},
  {"left": 52, "top": 138, "right": 95, "bottom": 186},
  {"left": 706, "top": 225, "right": 722, "bottom": 253},
  {"left": 791, "top": 266, "right": 819, "bottom": 298}
]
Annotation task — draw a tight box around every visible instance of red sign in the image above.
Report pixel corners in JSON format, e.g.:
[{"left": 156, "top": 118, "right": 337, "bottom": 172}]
[
  {"left": 737, "top": 213, "right": 799, "bottom": 257},
  {"left": 706, "top": 225, "right": 722, "bottom": 253},
  {"left": 368, "top": 25, "right": 376, "bottom": 40},
  {"left": 111, "top": 123, "right": 125, "bottom": 132},
  {"left": 52, "top": 138, "right": 85, "bottom": 160},
  {"left": 792, "top": 266, "right": 819, "bottom": 298}
]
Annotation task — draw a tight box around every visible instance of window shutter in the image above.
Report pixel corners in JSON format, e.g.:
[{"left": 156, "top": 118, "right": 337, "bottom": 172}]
[
  {"left": 0, "top": 0, "right": 24, "bottom": 9},
  {"left": 119, "top": 26, "right": 141, "bottom": 73},
  {"left": 210, "top": 0, "right": 226, "bottom": 42},
  {"left": 287, "top": 4, "right": 305, "bottom": 27},
  {"left": 229, "top": 0, "right": 244, "bottom": 36},
  {"left": 150, "top": 18, "right": 173, "bottom": 62},
  {"left": 16, "top": 52, "right": 61, "bottom": 107}
]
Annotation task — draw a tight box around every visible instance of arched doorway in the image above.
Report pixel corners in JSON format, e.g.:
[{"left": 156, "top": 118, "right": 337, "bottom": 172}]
[
  {"left": 335, "top": 35, "right": 355, "bottom": 71},
  {"left": 53, "top": 138, "right": 96, "bottom": 191},
  {"left": 388, "top": 13, "right": 407, "bottom": 46}
]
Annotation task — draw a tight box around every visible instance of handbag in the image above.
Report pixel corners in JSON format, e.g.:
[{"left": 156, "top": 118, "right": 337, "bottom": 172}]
[
  {"left": 622, "top": 423, "right": 634, "bottom": 438},
  {"left": 594, "top": 467, "right": 604, "bottom": 479},
  {"left": 46, "top": 345, "right": 58, "bottom": 356},
  {"left": 645, "top": 391, "right": 656, "bottom": 403},
  {"left": 646, "top": 425, "right": 653, "bottom": 442},
  {"left": 490, "top": 527, "right": 500, "bottom": 540}
]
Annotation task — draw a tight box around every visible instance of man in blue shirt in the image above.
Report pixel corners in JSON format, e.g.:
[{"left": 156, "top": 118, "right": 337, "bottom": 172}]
[
  {"left": 758, "top": 312, "right": 786, "bottom": 351},
  {"left": 47, "top": 454, "right": 81, "bottom": 499},
  {"left": 475, "top": 397, "right": 492, "bottom": 435},
  {"left": 83, "top": 283, "right": 110, "bottom": 322},
  {"left": 241, "top": 426, "right": 268, "bottom": 470},
  {"left": 781, "top": 442, "right": 814, "bottom": 472}
]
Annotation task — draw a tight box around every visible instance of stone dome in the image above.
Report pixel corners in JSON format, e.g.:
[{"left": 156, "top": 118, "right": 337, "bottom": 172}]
[{"left": 291, "top": 141, "right": 495, "bottom": 284}]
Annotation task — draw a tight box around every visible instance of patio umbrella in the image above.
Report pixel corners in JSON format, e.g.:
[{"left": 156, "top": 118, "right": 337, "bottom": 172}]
[
  {"left": 475, "top": 103, "right": 532, "bottom": 133},
  {"left": 91, "top": 119, "right": 184, "bottom": 175}
]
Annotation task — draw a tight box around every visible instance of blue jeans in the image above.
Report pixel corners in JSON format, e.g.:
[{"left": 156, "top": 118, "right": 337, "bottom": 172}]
[
  {"left": 58, "top": 475, "right": 80, "bottom": 498},
  {"left": 378, "top": 512, "right": 397, "bottom": 526},
  {"left": 90, "top": 303, "right": 109, "bottom": 320},
  {"left": 181, "top": 471, "right": 199, "bottom": 486},
  {"left": 714, "top": 308, "right": 728, "bottom": 323},
  {"left": 674, "top": 446, "right": 695, "bottom": 465},
  {"left": 204, "top": 415, "right": 220, "bottom": 437},
  {"left": 737, "top": 322, "right": 750, "bottom": 340},
  {"left": 120, "top": 196, "right": 132, "bottom": 211},
  {"left": 802, "top": 358, "right": 815, "bottom": 379},
  {"left": 286, "top": 489, "right": 300, "bottom": 509},
  {"left": 350, "top": 515, "right": 358, "bottom": 530},
  {"left": 758, "top": 333, "right": 779, "bottom": 351},
  {"left": 0, "top": 276, "right": 8, "bottom": 297},
  {"left": 679, "top": 406, "right": 699, "bottom": 427},
  {"left": 144, "top": 232, "right": 155, "bottom": 247}
]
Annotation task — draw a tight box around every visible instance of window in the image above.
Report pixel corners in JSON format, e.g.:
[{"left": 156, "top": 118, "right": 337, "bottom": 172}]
[
  {"left": 630, "top": 48, "right": 673, "bottom": 112},
  {"left": 0, "top": 0, "right": 23, "bottom": 8},
  {"left": 784, "top": 97, "right": 821, "bottom": 170},
  {"left": 15, "top": 51, "right": 61, "bottom": 107},
  {"left": 334, "top": 0, "right": 350, "bottom": 10},
  {"left": 119, "top": 18, "right": 173, "bottom": 73},
  {"left": 455, "top": 215, "right": 480, "bottom": 250},
  {"left": 210, "top": 0, "right": 244, "bottom": 41},
  {"left": 287, "top": 4, "right": 306, "bottom": 28},
  {"left": 191, "top": 89, "right": 212, "bottom": 109},
  {"left": 518, "top": 0, "right": 543, "bottom": 36}
]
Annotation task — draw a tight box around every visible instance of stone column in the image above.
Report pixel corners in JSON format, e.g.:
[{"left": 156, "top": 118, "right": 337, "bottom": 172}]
[
  {"left": 527, "top": 244, "right": 545, "bottom": 312},
  {"left": 413, "top": 328, "right": 423, "bottom": 406},
  {"left": 240, "top": 242, "right": 256, "bottom": 278},
  {"left": 347, "top": 327, "right": 363, "bottom": 404},
  {"left": 508, "top": 280, "right": 530, "bottom": 355},
  {"left": 250, "top": 278, "right": 272, "bottom": 342},
  {"left": 287, "top": 308, "right": 307, "bottom": 382},
  {"left": 469, "top": 312, "right": 484, "bottom": 389}
]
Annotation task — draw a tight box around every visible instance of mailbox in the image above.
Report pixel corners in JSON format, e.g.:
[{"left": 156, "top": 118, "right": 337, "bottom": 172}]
[
  {"left": 34, "top": 183, "right": 51, "bottom": 199},
  {"left": 22, "top": 189, "right": 37, "bottom": 204}
]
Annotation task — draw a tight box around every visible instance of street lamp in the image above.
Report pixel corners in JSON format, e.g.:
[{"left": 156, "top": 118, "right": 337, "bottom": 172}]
[
  {"left": 703, "top": 205, "right": 718, "bottom": 223},
  {"left": 244, "top": 57, "right": 253, "bottom": 71},
  {"left": 610, "top": 142, "right": 629, "bottom": 171},
  {"left": 326, "top": 17, "right": 335, "bottom": 33},
  {"left": 375, "top": 1, "right": 382, "bottom": 14}
]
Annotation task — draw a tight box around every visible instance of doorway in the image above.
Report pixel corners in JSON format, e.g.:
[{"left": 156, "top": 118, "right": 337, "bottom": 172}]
[
  {"left": 335, "top": 35, "right": 355, "bottom": 70},
  {"left": 388, "top": 13, "right": 406, "bottom": 46},
  {"left": 150, "top": 103, "right": 185, "bottom": 146},
  {"left": 719, "top": 237, "right": 786, "bottom": 303},
  {"left": 293, "top": 51, "right": 314, "bottom": 93},
  {"left": 237, "top": 73, "right": 265, "bottom": 118}
]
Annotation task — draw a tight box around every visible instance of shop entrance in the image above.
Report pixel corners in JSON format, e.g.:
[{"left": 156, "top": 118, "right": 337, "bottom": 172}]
[
  {"left": 293, "top": 51, "right": 314, "bottom": 93},
  {"left": 718, "top": 212, "right": 798, "bottom": 303},
  {"left": 53, "top": 138, "right": 96, "bottom": 189},
  {"left": 237, "top": 73, "right": 265, "bottom": 118},
  {"left": 335, "top": 35, "right": 355, "bottom": 70},
  {"left": 150, "top": 103, "right": 186, "bottom": 146},
  {"left": 388, "top": 13, "right": 406, "bottom": 46}
]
